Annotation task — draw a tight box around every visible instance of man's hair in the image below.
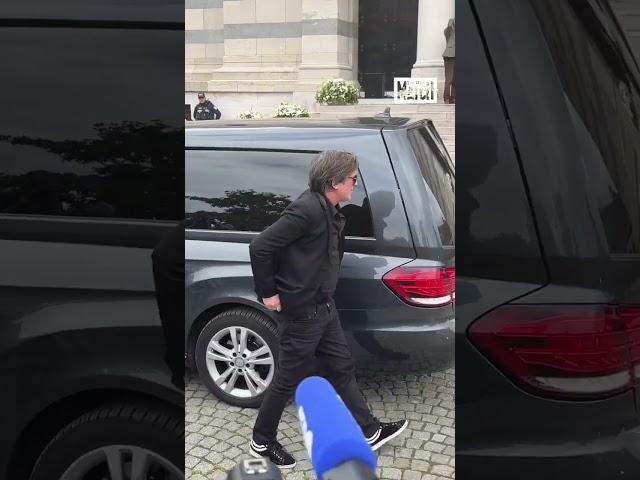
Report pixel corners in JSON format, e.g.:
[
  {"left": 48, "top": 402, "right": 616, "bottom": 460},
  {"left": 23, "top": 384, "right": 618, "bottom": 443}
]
[{"left": 308, "top": 150, "right": 358, "bottom": 193}]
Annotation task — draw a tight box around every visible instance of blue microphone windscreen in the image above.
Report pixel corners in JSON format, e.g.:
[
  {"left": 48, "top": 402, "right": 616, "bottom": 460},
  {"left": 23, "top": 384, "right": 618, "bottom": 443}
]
[{"left": 295, "top": 376, "right": 376, "bottom": 477}]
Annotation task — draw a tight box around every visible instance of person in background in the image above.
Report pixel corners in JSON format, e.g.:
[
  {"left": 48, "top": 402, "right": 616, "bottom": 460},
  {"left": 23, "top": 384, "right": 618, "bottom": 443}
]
[
  {"left": 193, "top": 92, "right": 221, "bottom": 120},
  {"left": 443, "top": 17, "right": 455, "bottom": 104}
]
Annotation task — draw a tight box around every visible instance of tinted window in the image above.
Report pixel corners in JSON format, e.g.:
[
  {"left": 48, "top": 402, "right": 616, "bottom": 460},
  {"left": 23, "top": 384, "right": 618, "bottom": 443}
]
[
  {"left": 530, "top": 0, "right": 640, "bottom": 254},
  {"left": 0, "top": 121, "right": 182, "bottom": 220},
  {"left": 185, "top": 149, "right": 374, "bottom": 237},
  {"left": 0, "top": 28, "right": 183, "bottom": 221},
  {"left": 408, "top": 127, "right": 455, "bottom": 245}
]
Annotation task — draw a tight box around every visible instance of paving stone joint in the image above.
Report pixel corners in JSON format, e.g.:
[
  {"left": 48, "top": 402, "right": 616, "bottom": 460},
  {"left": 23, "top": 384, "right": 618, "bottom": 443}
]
[{"left": 185, "top": 365, "right": 455, "bottom": 479}]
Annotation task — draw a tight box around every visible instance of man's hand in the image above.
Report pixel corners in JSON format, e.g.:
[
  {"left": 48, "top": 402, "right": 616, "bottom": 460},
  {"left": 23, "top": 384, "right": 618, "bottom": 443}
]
[{"left": 263, "top": 294, "right": 281, "bottom": 312}]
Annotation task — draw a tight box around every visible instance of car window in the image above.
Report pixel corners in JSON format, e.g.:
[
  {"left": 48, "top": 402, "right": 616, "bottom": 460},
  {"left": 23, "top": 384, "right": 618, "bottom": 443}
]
[
  {"left": 0, "top": 28, "right": 183, "bottom": 222},
  {"left": 408, "top": 127, "right": 455, "bottom": 246},
  {"left": 0, "top": 121, "right": 182, "bottom": 221},
  {"left": 530, "top": 0, "right": 640, "bottom": 255},
  {"left": 427, "top": 123, "right": 453, "bottom": 167},
  {"left": 184, "top": 149, "right": 374, "bottom": 237}
]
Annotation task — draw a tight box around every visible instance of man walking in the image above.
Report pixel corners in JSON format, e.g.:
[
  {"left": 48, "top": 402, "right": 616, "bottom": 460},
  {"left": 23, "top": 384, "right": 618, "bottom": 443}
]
[
  {"left": 248, "top": 151, "right": 408, "bottom": 468},
  {"left": 443, "top": 17, "right": 455, "bottom": 104}
]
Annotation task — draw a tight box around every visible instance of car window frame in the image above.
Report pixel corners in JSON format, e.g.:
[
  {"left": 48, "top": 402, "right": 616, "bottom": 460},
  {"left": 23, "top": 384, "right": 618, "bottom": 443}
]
[
  {"left": 407, "top": 125, "right": 456, "bottom": 246},
  {"left": 184, "top": 147, "right": 378, "bottom": 244},
  {"left": 528, "top": 0, "right": 640, "bottom": 257}
]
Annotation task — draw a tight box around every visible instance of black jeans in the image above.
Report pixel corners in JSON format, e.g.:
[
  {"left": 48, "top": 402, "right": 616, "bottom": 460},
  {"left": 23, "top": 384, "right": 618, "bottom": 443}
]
[{"left": 252, "top": 300, "right": 380, "bottom": 444}]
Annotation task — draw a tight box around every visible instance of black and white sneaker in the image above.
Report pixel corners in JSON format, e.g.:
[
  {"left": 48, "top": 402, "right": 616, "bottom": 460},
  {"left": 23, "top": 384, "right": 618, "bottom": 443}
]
[
  {"left": 366, "top": 420, "right": 409, "bottom": 451},
  {"left": 250, "top": 440, "right": 296, "bottom": 469}
]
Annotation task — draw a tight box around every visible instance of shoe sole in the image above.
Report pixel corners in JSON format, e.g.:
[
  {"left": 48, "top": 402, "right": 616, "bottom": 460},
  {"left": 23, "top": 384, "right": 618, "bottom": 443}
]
[
  {"left": 370, "top": 420, "right": 409, "bottom": 452},
  {"left": 249, "top": 447, "right": 297, "bottom": 469}
]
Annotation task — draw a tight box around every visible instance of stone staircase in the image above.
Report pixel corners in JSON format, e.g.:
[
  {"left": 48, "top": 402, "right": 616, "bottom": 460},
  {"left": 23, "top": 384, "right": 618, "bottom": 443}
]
[
  {"left": 311, "top": 100, "right": 455, "bottom": 162},
  {"left": 203, "top": 67, "right": 299, "bottom": 93}
]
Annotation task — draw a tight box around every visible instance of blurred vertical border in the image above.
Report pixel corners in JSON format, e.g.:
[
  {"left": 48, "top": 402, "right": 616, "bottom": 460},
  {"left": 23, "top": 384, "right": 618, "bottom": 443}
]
[{"left": 0, "top": 1, "right": 185, "bottom": 479}]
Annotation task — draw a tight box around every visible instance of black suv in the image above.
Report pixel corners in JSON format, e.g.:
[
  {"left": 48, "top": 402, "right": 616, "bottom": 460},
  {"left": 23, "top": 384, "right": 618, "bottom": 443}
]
[
  {"left": 0, "top": 1, "right": 184, "bottom": 479},
  {"left": 458, "top": 1, "right": 640, "bottom": 478},
  {"left": 185, "top": 117, "right": 455, "bottom": 407}
]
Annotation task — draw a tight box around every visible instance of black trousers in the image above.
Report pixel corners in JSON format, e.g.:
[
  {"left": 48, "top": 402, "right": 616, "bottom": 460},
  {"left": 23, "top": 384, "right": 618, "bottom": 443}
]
[{"left": 252, "top": 300, "right": 380, "bottom": 444}]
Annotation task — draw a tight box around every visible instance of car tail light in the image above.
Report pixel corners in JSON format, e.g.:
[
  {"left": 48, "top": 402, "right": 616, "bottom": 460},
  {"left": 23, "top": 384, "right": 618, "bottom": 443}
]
[
  {"left": 383, "top": 266, "right": 455, "bottom": 307},
  {"left": 468, "top": 305, "right": 640, "bottom": 399}
]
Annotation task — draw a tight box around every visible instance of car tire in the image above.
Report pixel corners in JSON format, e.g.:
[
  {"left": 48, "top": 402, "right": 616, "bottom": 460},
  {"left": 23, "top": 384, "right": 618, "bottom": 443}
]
[
  {"left": 195, "top": 308, "right": 279, "bottom": 408},
  {"left": 29, "top": 402, "right": 184, "bottom": 480}
]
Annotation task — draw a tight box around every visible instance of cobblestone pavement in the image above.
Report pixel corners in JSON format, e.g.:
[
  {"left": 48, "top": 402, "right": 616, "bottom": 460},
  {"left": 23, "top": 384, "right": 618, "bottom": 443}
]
[{"left": 185, "top": 366, "right": 455, "bottom": 480}]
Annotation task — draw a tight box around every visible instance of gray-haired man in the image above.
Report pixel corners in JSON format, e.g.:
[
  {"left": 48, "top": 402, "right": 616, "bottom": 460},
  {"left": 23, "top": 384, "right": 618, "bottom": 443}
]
[
  {"left": 248, "top": 150, "right": 408, "bottom": 468},
  {"left": 443, "top": 17, "right": 455, "bottom": 104}
]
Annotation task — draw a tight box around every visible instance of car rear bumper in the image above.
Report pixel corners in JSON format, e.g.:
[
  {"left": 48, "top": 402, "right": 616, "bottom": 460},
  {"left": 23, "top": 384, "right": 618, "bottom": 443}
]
[
  {"left": 457, "top": 425, "right": 640, "bottom": 480},
  {"left": 344, "top": 320, "right": 455, "bottom": 373}
]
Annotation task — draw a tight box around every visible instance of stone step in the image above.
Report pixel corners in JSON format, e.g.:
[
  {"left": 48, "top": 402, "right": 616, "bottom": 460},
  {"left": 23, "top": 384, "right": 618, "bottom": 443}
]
[
  {"left": 209, "top": 69, "right": 299, "bottom": 81},
  {"left": 207, "top": 80, "right": 298, "bottom": 93},
  {"left": 185, "top": 81, "right": 208, "bottom": 92},
  {"left": 315, "top": 103, "right": 455, "bottom": 113},
  {"left": 312, "top": 109, "right": 455, "bottom": 162},
  {"left": 313, "top": 108, "right": 455, "bottom": 124},
  {"left": 312, "top": 109, "right": 454, "bottom": 118},
  {"left": 185, "top": 72, "right": 215, "bottom": 81},
  {"left": 314, "top": 110, "right": 454, "bottom": 117},
  {"left": 311, "top": 112, "right": 454, "bottom": 129}
]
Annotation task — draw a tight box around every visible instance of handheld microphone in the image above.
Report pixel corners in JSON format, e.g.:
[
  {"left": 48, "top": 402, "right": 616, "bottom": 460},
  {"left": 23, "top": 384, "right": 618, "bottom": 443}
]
[{"left": 295, "top": 376, "right": 377, "bottom": 479}]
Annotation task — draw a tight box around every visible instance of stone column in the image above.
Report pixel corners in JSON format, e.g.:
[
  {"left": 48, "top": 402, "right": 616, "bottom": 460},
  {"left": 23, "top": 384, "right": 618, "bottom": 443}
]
[
  {"left": 208, "top": 0, "right": 301, "bottom": 119},
  {"left": 185, "top": 1, "right": 225, "bottom": 111},
  {"left": 292, "top": 0, "right": 358, "bottom": 107},
  {"left": 185, "top": 0, "right": 224, "bottom": 93},
  {"left": 411, "top": 0, "right": 454, "bottom": 102}
]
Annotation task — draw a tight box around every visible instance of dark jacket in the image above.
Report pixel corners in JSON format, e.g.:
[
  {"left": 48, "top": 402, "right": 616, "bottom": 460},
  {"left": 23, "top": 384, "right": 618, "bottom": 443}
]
[
  {"left": 443, "top": 18, "right": 455, "bottom": 58},
  {"left": 249, "top": 189, "right": 345, "bottom": 315},
  {"left": 193, "top": 100, "right": 221, "bottom": 120}
]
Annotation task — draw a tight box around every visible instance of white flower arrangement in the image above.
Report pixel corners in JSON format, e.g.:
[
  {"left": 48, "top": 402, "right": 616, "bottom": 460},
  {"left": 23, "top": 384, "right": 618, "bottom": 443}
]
[
  {"left": 239, "top": 109, "right": 264, "bottom": 119},
  {"left": 273, "top": 101, "right": 311, "bottom": 118},
  {"left": 315, "top": 78, "right": 360, "bottom": 105}
]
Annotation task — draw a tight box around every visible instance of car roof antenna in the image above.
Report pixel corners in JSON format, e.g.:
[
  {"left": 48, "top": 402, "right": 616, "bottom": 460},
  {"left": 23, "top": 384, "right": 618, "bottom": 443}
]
[{"left": 374, "top": 107, "right": 391, "bottom": 118}]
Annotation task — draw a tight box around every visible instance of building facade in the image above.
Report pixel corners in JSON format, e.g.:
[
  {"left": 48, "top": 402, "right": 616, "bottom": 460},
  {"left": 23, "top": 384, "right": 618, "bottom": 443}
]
[{"left": 185, "top": 0, "right": 455, "bottom": 119}]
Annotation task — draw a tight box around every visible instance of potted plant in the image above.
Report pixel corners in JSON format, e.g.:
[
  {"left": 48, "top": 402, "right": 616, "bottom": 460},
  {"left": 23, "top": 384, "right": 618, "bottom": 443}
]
[
  {"left": 273, "top": 101, "right": 311, "bottom": 118},
  {"left": 315, "top": 78, "right": 360, "bottom": 105}
]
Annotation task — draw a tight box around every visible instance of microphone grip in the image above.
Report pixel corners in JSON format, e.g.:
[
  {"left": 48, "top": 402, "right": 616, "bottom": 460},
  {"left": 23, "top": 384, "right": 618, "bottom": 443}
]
[{"left": 321, "top": 460, "right": 379, "bottom": 480}]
